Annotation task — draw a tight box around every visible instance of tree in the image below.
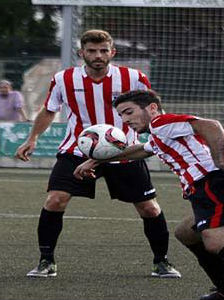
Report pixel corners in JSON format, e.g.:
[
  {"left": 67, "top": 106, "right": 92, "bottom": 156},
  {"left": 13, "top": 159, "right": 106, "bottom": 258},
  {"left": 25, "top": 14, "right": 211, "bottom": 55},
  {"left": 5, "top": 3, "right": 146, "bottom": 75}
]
[{"left": 0, "top": 0, "right": 61, "bottom": 57}]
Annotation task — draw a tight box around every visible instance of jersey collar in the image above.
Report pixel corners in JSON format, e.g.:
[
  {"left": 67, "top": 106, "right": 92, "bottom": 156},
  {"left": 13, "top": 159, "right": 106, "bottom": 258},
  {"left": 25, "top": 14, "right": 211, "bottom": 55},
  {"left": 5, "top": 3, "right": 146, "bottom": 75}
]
[{"left": 81, "top": 64, "right": 112, "bottom": 78}]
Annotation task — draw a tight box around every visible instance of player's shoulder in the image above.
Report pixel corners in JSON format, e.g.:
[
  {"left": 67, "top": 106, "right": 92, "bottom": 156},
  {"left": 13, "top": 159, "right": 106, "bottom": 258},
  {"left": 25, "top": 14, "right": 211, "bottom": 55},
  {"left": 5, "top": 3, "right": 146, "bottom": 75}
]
[
  {"left": 111, "top": 64, "right": 148, "bottom": 80},
  {"left": 151, "top": 113, "right": 197, "bottom": 128},
  {"left": 111, "top": 63, "right": 140, "bottom": 73}
]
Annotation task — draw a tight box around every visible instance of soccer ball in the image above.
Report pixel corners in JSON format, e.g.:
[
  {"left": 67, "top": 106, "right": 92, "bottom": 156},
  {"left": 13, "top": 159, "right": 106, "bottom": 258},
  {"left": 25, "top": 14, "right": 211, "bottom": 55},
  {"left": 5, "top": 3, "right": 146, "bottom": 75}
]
[{"left": 77, "top": 124, "right": 127, "bottom": 159}]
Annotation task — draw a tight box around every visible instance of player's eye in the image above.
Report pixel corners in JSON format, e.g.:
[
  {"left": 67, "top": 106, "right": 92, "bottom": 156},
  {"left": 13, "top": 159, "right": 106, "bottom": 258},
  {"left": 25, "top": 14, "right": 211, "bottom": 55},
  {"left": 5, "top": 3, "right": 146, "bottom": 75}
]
[
  {"left": 126, "top": 110, "right": 133, "bottom": 115},
  {"left": 101, "top": 49, "right": 109, "bottom": 53}
]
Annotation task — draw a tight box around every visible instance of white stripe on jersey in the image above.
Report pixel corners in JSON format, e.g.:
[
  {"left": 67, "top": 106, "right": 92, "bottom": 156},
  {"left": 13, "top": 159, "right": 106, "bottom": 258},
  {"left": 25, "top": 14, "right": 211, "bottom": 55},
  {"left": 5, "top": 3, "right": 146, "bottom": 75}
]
[
  {"left": 129, "top": 68, "right": 139, "bottom": 90},
  {"left": 92, "top": 82, "right": 106, "bottom": 124}
]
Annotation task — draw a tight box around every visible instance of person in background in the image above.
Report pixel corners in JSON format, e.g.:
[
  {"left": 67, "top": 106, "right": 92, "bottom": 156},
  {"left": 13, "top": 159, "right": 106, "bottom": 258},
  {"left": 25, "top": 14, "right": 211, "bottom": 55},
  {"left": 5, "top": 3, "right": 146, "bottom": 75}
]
[{"left": 0, "top": 79, "right": 28, "bottom": 122}]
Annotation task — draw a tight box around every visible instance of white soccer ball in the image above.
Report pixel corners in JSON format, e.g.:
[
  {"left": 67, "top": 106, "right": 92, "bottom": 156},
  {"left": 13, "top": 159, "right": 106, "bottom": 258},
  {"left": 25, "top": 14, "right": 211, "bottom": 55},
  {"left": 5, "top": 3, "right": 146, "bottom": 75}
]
[{"left": 77, "top": 124, "right": 127, "bottom": 159}]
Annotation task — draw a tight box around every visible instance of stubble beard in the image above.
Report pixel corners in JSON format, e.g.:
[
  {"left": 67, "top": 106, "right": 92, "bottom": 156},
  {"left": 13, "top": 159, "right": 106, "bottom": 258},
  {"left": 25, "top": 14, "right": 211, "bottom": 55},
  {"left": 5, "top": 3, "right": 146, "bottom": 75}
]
[{"left": 84, "top": 57, "right": 110, "bottom": 71}]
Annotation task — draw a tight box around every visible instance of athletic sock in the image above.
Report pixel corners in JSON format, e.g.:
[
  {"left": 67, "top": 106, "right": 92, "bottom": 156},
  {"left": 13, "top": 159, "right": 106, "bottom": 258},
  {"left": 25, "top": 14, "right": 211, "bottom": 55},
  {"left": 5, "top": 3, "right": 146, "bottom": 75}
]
[
  {"left": 38, "top": 208, "right": 64, "bottom": 263},
  {"left": 187, "top": 242, "right": 224, "bottom": 289},
  {"left": 142, "top": 211, "right": 169, "bottom": 264}
]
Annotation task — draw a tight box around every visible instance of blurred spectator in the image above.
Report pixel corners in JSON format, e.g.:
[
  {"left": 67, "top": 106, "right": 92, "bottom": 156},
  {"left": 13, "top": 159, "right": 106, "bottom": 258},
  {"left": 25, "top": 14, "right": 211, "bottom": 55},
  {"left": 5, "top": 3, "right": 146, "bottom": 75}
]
[{"left": 0, "top": 79, "right": 29, "bottom": 122}]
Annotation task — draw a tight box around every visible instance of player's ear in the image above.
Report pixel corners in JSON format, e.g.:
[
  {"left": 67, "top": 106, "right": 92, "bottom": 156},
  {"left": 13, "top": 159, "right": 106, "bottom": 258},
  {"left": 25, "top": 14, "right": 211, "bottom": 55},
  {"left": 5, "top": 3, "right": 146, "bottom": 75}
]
[
  {"left": 149, "top": 103, "right": 158, "bottom": 111},
  {"left": 111, "top": 47, "right": 116, "bottom": 58},
  {"left": 77, "top": 49, "right": 83, "bottom": 58}
]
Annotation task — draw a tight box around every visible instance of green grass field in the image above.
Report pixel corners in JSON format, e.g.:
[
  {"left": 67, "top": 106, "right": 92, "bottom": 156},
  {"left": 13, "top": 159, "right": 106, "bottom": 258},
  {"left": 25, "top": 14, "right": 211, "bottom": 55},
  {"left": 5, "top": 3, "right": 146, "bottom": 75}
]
[{"left": 0, "top": 168, "right": 211, "bottom": 300}]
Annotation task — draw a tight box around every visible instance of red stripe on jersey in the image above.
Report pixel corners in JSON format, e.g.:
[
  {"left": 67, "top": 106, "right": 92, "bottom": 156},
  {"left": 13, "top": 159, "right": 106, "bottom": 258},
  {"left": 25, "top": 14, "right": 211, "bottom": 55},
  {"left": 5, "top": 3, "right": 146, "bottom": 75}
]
[
  {"left": 152, "top": 134, "right": 194, "bottom": 185},
  {"left": 151, "top": 114, "right": 197, "bottom": 128},
  {"left": 195, "top": 163, "right": 208, "bottom": 176},
  {"left": 177, "top": 137, "right": 208, "bottom": 176},
  {"left": 205, "top": 181, "right": 223, "bottom": 228},
  {"left": 83, "top": 76, "right": 97, "bottom": 124},
  {"left": 64, "top": 68, "right": 83, "bottom": 139},
  {"left": 195, "top": 134, "right": 207, "bottom": 145},
  {"left": 138, "top": 71, "right": 151, "bottom": 89},
  {"left": 67, "top": 141, "right": 78, "bottom": 154},
  {"left": 119, "top": 66, "right": 130, "bottom": 92},
  {"left": 177, "top": 137, "right": 200, "bottom": 162},
  {"left": 44, "top": 77, "right": 56, "bottom": 108},
  {"left": 103, "top": 76, "right": 114, "bottom": 124}
]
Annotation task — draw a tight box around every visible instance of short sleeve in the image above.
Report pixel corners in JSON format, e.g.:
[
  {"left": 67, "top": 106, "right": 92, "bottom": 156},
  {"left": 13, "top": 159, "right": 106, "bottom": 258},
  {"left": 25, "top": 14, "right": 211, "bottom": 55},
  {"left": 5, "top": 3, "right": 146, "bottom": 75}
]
[
  {"left": 44, "top": 76, "right": 62, "bottom": 112},
  {"left": 150, "top": 114, "right": 197, "bottom": 139},
  {"left": 137, "top": 71, "right": 151, "bottom": 90}
]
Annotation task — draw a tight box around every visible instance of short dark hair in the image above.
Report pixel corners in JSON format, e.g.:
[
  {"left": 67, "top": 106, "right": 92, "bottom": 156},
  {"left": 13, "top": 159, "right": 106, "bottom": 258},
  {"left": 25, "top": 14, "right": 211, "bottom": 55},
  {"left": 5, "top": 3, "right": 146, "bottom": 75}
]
[
  {"left": 80, "top": 29, "right": 114, "bottom": 48},
  {"left": 113, "top": 89, "right": 162, "bottom": 111}
]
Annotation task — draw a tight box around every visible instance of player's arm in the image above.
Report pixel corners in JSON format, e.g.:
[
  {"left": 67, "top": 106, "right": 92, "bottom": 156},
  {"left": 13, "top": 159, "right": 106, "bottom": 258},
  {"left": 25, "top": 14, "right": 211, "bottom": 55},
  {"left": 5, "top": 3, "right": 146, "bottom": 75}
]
[
  {"left": 15, "top": 107, "right": 56, "bottom": 161},
  {"left": 74, "top": 144, "right": 153, "bottom": 180},
  {"left": 190, "top": 118, "right": 224, "bottom": 169}
]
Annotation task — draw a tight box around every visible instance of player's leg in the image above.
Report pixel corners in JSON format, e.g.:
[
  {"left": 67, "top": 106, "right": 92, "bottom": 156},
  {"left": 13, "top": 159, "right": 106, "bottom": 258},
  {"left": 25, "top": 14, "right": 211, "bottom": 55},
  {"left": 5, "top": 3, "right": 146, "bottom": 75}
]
[
  {"left": 27, "top": 153, "right": 97, "bottom": 277},
  {"left": 185, "top": 171, "right": 224, "bottom": 300},
  {"left": 103, "top": 159, "right": 181, "bottom": 278},
  {"left": 134, "top": 198, "right": 181, "bottom": 278},
  {"left": 175, "top": 215, "right": 224, "bottom": 292}
]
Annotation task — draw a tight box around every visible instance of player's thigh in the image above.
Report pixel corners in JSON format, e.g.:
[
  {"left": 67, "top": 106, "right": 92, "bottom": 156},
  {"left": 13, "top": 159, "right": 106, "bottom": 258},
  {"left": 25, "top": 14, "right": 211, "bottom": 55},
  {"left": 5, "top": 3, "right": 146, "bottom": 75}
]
[
  {"left": 48, "top": 153, "right": 97, "bottom": 199},
  {"left": 103, "top": 160, "right": 156, "bottom": 203},
  {"left": 175, "top": 214, "right": 201, "bottom": 246}
]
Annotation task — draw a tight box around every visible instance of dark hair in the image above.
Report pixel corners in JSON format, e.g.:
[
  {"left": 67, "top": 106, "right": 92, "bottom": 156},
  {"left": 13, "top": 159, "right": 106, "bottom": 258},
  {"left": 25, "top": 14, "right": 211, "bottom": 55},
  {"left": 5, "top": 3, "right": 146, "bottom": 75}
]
[
  {"left": 80, "top": 29, "right": 114, "bottom": 48},
  {"left": 113, "top": 90, "right": 162, "bottom": 111}
]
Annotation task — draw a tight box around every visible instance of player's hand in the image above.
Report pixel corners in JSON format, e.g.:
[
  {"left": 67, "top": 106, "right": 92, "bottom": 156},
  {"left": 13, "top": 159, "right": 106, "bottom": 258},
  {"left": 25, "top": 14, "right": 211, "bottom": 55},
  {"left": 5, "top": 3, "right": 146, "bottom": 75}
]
[
  {"left": 73, "top": 159, "right": 99, "bottom": 180},
  {"left": 15, "top": 141, "right": 36, "bottom": 162}
]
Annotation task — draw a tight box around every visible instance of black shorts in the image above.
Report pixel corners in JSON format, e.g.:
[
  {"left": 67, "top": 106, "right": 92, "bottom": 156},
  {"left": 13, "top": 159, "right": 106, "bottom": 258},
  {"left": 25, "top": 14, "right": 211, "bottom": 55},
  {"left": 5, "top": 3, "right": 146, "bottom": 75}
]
[
  {"left": 188, "top": 170, "right": 224, "bottom": 231},
  {"left": 47, "top": 153, "right": 156, "bottom": 203}
]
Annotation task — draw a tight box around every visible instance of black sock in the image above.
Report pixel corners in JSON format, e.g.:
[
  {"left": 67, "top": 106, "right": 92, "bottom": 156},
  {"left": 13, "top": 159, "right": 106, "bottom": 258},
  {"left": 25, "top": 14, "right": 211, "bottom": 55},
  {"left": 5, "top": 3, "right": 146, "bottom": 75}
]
[
  {"left": 142, "top": 211, "right": 169, "bottom": 264},
  {"left": 38, "top": 208, "right": 64, "bottom": 263},
  {"left": 187, "top": 242, "right": 224, "bottom": 289}
]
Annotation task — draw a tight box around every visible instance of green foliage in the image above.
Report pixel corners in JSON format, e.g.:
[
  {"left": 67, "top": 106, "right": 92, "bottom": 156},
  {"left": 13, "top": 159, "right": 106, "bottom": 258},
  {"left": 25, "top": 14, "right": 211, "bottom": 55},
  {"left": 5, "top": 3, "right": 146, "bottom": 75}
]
[{"left": 0, "top": 0, "right": 60, "bottom": 57}]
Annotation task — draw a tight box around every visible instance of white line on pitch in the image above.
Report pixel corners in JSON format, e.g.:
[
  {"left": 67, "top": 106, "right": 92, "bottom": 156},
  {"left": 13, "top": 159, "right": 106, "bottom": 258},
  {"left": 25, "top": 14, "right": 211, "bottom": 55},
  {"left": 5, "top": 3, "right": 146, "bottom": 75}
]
[{"left": 0, "top": 213, "right": 180, "bottom": 223}]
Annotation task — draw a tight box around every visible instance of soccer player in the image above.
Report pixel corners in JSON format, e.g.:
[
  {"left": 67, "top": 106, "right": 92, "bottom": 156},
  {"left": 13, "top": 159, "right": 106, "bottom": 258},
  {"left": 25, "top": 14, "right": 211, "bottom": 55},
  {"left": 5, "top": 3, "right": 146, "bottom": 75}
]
[
  {"left": 74, "top": 89, "right": 224, "bottom": 300},
  {"left": 15, "top": 30, "right": 180, "bottom": 279}
]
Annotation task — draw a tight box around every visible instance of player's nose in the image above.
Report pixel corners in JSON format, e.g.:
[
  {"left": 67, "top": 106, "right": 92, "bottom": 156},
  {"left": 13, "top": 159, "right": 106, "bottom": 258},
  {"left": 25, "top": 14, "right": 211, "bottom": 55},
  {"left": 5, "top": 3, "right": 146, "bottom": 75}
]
[{"left": 121, "top": 115, "right": 130, "bottom": 124}]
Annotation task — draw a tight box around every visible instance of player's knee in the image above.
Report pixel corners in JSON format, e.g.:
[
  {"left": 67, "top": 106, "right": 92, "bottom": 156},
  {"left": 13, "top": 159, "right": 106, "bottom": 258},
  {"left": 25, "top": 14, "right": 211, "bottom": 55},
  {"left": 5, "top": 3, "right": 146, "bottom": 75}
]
[
  {"left": 44, "top": 191, "right": 71, "bottom": 211},
  {"left": 135, "top": 199, "right": 161, "bottom": 218}
]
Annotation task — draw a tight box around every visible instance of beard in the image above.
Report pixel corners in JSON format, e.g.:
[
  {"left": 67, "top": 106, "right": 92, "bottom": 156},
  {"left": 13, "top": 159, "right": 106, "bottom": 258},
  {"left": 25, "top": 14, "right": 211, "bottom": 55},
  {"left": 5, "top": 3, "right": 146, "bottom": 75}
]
[{"left": 83, "top": 57, "right": 110, "bottom": 70}]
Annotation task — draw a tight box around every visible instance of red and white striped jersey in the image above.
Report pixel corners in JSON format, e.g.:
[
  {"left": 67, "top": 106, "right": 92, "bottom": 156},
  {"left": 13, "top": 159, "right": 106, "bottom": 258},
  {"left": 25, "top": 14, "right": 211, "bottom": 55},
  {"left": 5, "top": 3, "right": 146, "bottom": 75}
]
[
  {"left": 45, "top": 64, "right": 151, "bottom": 156},
  {"left": 144, "top": 114, "right": 218, "bottom": 191}
]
